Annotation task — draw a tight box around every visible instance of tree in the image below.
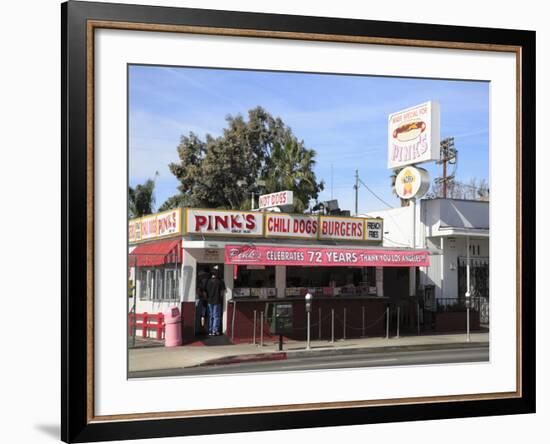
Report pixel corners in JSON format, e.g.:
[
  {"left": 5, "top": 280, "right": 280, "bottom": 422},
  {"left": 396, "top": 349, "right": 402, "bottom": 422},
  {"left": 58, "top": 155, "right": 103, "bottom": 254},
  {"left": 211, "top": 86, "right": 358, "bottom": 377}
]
[
  {"left": 162, "top": 106, "right": 323, "bottom": 212},
  {"left": 264, "top": 139, "right": 324, "bottom": 213},
  {"left": 425, "top": 177, "right": 489, "bottom": 201},
  {"left": 129, "top": 173, "right": 158, "bottom": 218},
  {"left": 467, "top": 177, "right": 489, "bottom": 201},
  {"left": 157, "top": 194, "right": 192, "bottom": 212}
]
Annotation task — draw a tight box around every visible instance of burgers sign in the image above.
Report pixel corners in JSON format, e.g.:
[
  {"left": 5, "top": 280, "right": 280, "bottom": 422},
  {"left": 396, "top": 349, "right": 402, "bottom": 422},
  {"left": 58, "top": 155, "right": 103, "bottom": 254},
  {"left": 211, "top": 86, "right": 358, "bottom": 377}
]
[{"left": 388, "top": 101, "right": 440, "bottom": 169}]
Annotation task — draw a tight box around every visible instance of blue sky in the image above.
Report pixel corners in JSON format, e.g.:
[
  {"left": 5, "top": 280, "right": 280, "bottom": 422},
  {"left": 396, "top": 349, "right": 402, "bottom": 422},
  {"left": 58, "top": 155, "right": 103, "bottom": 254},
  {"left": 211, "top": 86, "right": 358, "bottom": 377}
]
[{"left": 129, "top": 65, "right": 489, "bottom": 214}]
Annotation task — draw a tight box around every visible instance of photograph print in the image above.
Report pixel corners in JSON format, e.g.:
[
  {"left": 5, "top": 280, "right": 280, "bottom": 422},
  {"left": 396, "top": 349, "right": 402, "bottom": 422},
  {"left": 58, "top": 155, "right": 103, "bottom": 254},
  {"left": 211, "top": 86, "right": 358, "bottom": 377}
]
[{"left": 127, "top": 65, "right": 490, "bottom": 378}]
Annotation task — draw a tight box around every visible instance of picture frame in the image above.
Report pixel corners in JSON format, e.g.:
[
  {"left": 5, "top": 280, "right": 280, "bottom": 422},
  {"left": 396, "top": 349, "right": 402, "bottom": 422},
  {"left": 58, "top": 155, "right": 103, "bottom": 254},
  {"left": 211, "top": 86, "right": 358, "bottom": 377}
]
[{"left": 61, "top": 1, "right": 536, "bottom": 442}]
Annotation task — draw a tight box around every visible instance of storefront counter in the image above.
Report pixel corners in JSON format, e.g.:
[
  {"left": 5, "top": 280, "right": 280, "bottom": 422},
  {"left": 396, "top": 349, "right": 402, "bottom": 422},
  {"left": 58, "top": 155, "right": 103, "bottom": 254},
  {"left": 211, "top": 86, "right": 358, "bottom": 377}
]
[{"left": 227, "top": 296, "right": 389, "bottom": 343}]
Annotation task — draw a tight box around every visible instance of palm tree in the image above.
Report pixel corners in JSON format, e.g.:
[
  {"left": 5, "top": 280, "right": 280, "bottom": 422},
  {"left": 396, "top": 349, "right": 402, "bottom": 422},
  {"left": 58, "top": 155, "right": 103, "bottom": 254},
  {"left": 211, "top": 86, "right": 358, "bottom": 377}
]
[
  {"left": 158, "top": 194, "right": 192, "bottom": 212},
  {"left": 263, "top": 139, "right": 324, "bottom": 213},
  {"left": 129, "top": 172, "right": 159, "bottom": 217}
]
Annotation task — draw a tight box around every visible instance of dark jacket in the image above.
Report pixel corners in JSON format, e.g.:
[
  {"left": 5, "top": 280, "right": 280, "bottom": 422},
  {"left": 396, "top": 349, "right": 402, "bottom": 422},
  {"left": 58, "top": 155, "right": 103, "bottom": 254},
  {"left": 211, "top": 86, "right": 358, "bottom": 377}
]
[
  {"left": 206, "top": 277, "right": 225, "bottom": 305},
  {"left": 197, "top": 276, "right": 209, "bottom": 302}
]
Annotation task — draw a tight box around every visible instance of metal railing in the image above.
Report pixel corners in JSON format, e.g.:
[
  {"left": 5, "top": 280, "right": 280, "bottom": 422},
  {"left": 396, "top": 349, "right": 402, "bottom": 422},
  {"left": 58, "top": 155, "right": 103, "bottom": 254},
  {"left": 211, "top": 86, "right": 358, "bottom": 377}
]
[
  {"left": 435, "top": 297, "right": 483, "bottom": 313},
  {"left": 245, "top": 305, "right": 388, "bottom": 346}
]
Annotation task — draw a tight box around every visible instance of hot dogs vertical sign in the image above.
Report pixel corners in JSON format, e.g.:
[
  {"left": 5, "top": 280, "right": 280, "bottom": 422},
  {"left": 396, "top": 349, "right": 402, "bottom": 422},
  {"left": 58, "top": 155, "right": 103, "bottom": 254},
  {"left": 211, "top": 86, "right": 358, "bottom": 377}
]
[{"left": 388, "top": 101, "right": 440, "bottom": 169}]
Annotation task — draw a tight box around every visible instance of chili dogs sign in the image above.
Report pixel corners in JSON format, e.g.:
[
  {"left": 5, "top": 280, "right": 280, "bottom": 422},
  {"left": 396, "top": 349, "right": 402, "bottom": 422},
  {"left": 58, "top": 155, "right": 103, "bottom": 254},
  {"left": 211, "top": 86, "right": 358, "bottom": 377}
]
[
  {"left": 185, "top": 209, "right": 264, "bottom": 237},
  {"left": 265, "top": 213, "right": 318, "bottom": 239},
  {"left": 225, "top": 245, "right": 429, "bottom": 267},
  {"left": 388, "top": 101, "right": 440, "bottom": 169},
  {"left": 128, "top": 208, "right": 182, "bottom": 243}
]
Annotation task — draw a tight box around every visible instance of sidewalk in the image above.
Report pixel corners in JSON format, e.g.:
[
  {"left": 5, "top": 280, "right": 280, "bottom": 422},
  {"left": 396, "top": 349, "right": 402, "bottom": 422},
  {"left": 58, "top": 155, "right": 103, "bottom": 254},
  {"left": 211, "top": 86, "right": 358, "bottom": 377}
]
[{"left": 128, "top": 332, "right": 489, "bottom": 373}]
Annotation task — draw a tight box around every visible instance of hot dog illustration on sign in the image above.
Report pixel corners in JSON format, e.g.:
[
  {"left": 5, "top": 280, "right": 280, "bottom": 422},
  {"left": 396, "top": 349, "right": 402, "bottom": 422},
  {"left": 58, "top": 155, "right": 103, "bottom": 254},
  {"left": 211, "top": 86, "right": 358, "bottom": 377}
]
[{"left": 393, "top": 120, "right": 427, "bottom": 142}]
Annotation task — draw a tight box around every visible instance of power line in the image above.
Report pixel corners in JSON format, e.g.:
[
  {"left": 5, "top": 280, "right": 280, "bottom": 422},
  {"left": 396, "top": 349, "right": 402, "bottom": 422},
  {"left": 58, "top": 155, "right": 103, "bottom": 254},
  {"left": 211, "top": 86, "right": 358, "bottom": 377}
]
[
  {"left": 357, "top": 177, "right": 393, "bottom": 209},
  {"left": 383, "top": 236, "right": 414, "bottom": 247}
]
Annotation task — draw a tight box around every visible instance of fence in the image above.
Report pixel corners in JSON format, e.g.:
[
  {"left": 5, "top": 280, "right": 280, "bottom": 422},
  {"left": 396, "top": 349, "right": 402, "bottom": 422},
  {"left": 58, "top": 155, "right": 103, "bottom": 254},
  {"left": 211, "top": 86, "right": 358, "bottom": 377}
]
[
  {"left": 435, "top": 297, "right": 483, "bottom": 312},
  {"left": 128, "top": 312, "right": 165, "bottom": 339},
  {"left": 228, "top": 301, "right": 389, "bottom": 344}
]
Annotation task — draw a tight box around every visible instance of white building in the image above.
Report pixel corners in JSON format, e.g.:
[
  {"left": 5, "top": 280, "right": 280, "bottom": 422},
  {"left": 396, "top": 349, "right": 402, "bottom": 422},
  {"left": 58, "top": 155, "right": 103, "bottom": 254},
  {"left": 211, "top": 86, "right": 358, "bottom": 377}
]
[
  {"left": 128, "top": 207, "right": 431, "bottom": 341},
  {"left": 367, "top": 198, "right": 489, "bottom": 309}
]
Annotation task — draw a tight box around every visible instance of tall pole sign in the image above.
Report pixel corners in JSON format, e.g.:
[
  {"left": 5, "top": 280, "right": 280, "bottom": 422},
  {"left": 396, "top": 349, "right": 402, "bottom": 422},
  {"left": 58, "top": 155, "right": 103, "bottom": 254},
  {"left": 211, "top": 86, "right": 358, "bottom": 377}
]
[
  {"left": 388, "top": 101, "right": 441, "bottom": 169},
  {"left": 388, "top": 101, "right": 442, "bottom": 198},
  {"left": 388, "top": 101, "right": 440, "bottom": 300}
]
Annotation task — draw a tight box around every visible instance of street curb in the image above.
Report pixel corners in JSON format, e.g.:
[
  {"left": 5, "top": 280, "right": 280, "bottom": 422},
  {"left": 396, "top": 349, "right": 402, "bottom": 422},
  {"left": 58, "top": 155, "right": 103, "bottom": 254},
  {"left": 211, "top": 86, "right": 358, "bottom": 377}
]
[
  {"left": 285, "top": 341, "right": 488, "bottom": 360},
  {"left": 196, "top": 341, "right": 488, "bottom": 367},
  {"left": 197, "top": 352, "right": 287, "bottom": 367}
]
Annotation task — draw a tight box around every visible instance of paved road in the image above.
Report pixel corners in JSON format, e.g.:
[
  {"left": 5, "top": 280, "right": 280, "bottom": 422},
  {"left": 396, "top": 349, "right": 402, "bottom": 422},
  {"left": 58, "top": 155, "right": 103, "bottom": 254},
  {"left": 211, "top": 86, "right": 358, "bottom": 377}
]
[{"left": 129, "top": 345, "right": 489, "bottom": 378}]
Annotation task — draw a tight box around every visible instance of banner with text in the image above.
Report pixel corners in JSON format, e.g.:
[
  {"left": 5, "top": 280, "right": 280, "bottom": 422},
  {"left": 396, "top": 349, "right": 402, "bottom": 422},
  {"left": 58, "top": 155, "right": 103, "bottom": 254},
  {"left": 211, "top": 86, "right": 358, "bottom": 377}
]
[
  {"left": 185, "top": 209, "right": 264, "bottom": 237},
  {"left": 265, "top": 213, "right": 319, "bottom": 239},
  {"left": 225, "top": 245, "right": 429, "bottom": 267},
  {"left": 129, "top": 208, "right": 182, "bottom": 243},
  {"left": 318, "top": 216, "right": 383, "bottom": 242},
  {"left": 258, "top": 190, "right": 293, "bottom": 209}
]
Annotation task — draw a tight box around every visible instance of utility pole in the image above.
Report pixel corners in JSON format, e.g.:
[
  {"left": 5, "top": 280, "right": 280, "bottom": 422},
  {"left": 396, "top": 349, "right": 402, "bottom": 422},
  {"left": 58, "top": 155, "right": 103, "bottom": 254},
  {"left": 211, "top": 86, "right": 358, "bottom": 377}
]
[
  {"left": 331, "top": 163, "right": 334, "bottom": 200},
  {"left": 442, "top": 156, "right": 447, "bottom": 198},
  {"left": 354, "top": 169, "right": 359, "bottom": 216},
  {"left": 436, "top": 137, "right": 457, "bottom": 199}
]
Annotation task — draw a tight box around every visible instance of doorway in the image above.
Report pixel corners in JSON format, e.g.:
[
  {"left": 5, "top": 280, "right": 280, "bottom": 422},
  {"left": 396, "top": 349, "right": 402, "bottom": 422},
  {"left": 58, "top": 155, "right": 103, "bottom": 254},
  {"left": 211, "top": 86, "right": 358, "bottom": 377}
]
[{"left": 195, "top": 264, "right": 225, "bottom": 336}]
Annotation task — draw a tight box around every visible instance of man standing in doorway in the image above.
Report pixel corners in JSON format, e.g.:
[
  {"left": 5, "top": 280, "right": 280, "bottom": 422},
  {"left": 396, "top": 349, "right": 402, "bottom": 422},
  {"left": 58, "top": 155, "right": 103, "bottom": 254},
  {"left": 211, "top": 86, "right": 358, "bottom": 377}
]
[
  {"left": 206, "top": 267, "right": 225, "bottom": 336},
  {"left": 196, "top": 271, "right": 209, "bottom": 335}
]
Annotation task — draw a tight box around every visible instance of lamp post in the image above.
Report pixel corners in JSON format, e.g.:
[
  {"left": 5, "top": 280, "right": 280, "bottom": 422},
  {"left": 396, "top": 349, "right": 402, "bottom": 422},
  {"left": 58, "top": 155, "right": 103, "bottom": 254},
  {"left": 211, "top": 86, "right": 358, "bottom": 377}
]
[
  {"left": 466, "top": 235, "right": 471, "bottom": 342},
  {"left": 305, "top": 292, "right": 313, "bottom": 350},
  {"left": 237, "top": 179, "right": 266, "bottom": 210}
]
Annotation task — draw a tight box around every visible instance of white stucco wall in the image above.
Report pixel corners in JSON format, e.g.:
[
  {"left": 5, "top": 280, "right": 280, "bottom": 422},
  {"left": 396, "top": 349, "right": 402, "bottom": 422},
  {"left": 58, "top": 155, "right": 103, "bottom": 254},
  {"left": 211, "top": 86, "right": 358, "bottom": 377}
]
[{"left": 366, "top": 205, "right": 416, "bottom": 248}]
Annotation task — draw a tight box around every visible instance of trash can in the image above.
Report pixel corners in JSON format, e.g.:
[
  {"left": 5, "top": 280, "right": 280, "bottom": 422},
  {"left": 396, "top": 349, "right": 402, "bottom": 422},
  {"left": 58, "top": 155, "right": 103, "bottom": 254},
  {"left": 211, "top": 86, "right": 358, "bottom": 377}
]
[{"left": 164, "top": 306, "right": 182, "bottom": 347}]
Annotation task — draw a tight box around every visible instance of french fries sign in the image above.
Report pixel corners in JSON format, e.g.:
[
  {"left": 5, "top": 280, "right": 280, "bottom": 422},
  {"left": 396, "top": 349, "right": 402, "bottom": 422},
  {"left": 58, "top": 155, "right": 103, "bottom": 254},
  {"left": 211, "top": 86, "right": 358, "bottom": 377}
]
[{"left": 388, "top": 101, "right": 440, "bottom": 169}]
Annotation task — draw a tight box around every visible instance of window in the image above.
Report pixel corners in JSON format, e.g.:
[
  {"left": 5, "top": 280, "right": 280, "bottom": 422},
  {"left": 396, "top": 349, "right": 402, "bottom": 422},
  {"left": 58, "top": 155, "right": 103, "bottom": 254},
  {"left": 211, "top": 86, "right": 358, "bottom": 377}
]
[
  {"left": 469, "top": 243, "right": 481, "bottom": 256},
  {"left": 138, "top": 270, "right": 153, "bottom": 300},
  {"left": 137, "top": 266, "right": 179, "bottom": 301},
  {"left": 164, "top": 269, "right": 178, "bottom": 300},
  {"left": 286, "top": 266, "right": 375, "bottom": 287},
  {"left": 234, "top": 266, "right": 275, "bottom": 288}
]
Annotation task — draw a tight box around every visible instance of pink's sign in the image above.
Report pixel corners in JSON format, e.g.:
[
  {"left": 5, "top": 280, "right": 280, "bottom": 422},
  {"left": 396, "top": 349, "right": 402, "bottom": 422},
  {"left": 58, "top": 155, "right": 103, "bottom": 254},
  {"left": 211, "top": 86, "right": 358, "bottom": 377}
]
[
  {"left": 225, "top": 245, "right": 429, "bottom": 267},
  {"left": 388, "top": 101, "right": 440, "bottom": 169}
]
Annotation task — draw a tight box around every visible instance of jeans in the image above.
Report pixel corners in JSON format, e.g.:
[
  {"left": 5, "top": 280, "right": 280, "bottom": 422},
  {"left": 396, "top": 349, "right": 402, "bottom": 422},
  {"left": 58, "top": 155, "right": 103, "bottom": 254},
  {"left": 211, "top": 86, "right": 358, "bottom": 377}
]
[{"left": 208, "top": 303, "right": 222, "bottom": 334}]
